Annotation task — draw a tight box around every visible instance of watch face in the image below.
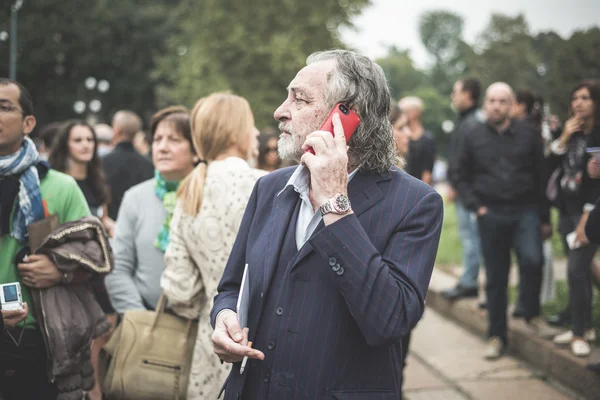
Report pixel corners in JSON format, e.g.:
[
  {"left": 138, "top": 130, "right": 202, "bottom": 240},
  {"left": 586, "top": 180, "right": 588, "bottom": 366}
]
[{"left": 334, "top": 194, "right": 351, "bottom": 213}]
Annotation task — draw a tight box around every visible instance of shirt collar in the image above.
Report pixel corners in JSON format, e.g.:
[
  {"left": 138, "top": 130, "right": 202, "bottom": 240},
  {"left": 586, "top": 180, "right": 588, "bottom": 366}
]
[
  {"left": 277, "top": 164, "right": 360, "bottom": 197},
  {"left": 487, "top": 120, "right": 516, "bottom": 136}
]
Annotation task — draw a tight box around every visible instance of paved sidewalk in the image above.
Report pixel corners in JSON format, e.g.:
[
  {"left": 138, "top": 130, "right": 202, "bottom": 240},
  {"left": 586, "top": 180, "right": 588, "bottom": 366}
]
[{"left": 404, "top": 308, "right": 580, "bottom": 400}]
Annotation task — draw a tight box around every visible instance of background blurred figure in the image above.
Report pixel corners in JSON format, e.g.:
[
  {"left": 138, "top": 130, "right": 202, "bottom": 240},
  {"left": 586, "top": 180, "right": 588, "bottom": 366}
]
[
  {"left": 47, "top": 121, "right": 117, "bottom": 400},
  {"left": 454, "top": 82, "right": 550, "bottom": 360},
  {"left": 133, "top": 130, "right": 151, "bottom": 159},
  {"left": 106, "top": 106, "right": 196, "bottom": 313},
  {"left": 161, "top": 93, "right": 265, "bottom": 400},
  {"left": 257, "top": 132, "right": 281, "bottom": 172},
  {"left": 103, "top": 110, "right": 154, "bottom": 220},
  {"left": 443, "top": 78, "right": 483, "bottom": 302},
  {"left": 94, "top": 123, "right": 114, "bottom": 157},
  {"left": 399, "top": 96, "right": 436, "bottom": 185},
  {"left": 390, "top": 103, "right": 410, "bottom": 158},
  {"left": 548, "top": 80, "right": 600, "bottom": 357},
  {"left": 32, "top": 121, "right": 62, "bottom": 160},
  {"left": 510, "top": 90, "right": 555, "bottom": 314},
  {"left": 48, "top": 120, "right": 115, "bottom": 235}
]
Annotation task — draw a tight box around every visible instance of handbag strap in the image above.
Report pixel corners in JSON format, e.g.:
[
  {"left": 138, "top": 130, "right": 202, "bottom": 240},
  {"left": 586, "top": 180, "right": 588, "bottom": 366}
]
[
  {"left": 150, "top": 293, "right": 168, "bottom": 331},
  {"left": 150, "top": 293, "right": 195, "bottom": 338}
]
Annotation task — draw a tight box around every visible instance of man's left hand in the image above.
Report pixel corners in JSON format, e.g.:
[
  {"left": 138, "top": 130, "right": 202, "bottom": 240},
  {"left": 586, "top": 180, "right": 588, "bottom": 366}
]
[
  {"left": 300, "top": 113, "right": 350, "bottom": 210},
  {"left": 18, "top": 254, "right": 63, "bottom": 289}
]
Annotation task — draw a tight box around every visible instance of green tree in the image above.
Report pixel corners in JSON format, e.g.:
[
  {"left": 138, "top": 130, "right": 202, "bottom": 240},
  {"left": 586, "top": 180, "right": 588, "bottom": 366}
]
[
  {"left": 540, "top": 28, "right": 600, "bottom": 120},
  {"left": 154, "top": 0, "right": 370, "bottom": 129},
  {"left": 0, "top": 1, "right": 183, "bottom": 127},
  {"left": 418, "top": 10, "right": 466, "bottom": 94},
  {"left": 376, "top": 47, "right": 427, "bottom": 99},
  {"left": 470, "top": 13, "right": 542, "bottom": 93}
]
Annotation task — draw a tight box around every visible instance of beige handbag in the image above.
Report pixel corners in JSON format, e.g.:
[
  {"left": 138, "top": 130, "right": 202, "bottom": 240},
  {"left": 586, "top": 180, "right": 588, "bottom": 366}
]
[{"left": 98, "top": 294, "right": 198, "bottom": 400}]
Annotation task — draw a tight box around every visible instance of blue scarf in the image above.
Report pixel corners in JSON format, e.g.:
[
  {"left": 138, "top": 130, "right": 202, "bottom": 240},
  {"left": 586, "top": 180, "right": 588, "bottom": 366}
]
[{"left": 0, "top": 137, "right": 45, "bottom": 243}]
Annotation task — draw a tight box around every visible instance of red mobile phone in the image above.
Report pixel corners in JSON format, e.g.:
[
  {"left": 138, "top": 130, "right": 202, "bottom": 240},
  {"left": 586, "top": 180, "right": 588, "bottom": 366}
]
[{"left": 306, "top": 103, "right": 360, "bottom": 154}]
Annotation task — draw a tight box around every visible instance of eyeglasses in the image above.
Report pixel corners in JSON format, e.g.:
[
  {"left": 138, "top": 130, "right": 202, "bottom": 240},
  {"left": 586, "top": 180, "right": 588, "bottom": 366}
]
[
  {"left": 266, "top": 147, "right": 278, "bottom": 153},
  {"left": 0, "top": 104, "right": 24, "bottom": 114}
]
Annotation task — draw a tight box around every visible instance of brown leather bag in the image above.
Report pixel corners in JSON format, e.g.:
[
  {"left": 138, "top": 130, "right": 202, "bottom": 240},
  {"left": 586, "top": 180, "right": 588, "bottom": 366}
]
[{"left": 98, "top": 294, "right": 198, "bottom": 400}]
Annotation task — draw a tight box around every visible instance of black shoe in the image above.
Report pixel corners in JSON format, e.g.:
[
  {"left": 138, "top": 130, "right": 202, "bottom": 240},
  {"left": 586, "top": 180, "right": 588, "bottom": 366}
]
[
  {"left": 587, "top": 361, "right": 600, "bottom": 374},
  {"left": 546, "top": 313, "right": 571, "bottom": 327},
  {"left": 478, "top": 301, "right": 487, "bottom": 310},
  {"left": 512, "top": 308, "right": 525, "bottom": 319},
  {"left": 441, "top": 285, "right": 478, "bottom": 301}
]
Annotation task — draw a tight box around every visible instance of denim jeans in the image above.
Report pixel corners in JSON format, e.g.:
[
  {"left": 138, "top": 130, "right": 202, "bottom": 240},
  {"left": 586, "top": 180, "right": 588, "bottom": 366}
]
[
  {"left": 456, "top": 199, "right": 482, "bottom": 289},
  {"left": 478, "top": 207, "right": 543, "bottom": 343}
]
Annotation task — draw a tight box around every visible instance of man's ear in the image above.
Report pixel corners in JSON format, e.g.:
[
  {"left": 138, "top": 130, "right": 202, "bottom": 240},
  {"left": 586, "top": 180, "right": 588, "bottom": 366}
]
[{"left": 22, "top": 115, "right": 37, "bottom": 136}]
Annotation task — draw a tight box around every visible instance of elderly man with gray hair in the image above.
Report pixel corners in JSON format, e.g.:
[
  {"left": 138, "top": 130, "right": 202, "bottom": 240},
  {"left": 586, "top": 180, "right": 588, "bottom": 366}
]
[{"left": 210, "top": 49, "right": 444, "bottom": 400}]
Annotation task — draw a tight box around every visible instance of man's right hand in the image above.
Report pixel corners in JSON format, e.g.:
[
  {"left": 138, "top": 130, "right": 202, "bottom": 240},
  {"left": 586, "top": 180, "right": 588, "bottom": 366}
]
[
  {"left": 212, "top": 309, "right": 265, "bottom": 363},
  {"left": 476, "top": 206, "right": 488, "bottom": 217},
  {"left": 1, "top": 302, "right": 28, "bottom": 328}
]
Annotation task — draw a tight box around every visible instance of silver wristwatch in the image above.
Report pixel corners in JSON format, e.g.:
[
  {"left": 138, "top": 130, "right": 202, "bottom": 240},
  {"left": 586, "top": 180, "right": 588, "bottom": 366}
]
[{"left": 319, "top": 193, "right": 352, "bottom": 216}]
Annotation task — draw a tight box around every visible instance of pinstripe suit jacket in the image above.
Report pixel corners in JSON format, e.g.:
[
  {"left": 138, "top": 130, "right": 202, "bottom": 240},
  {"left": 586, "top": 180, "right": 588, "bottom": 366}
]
[{"left": 211, "top": 166, "right": 444, "bottom": 400}]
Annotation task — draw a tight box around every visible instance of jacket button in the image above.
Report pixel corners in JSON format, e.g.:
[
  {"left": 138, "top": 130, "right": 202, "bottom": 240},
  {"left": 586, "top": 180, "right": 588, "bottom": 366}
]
[
  {"left": 328, "top": 257, "right": 337, "bottom": 266},
  {"left": 267, "top": 341, "right": 276, "bottom": 350},
  {"left": 332, "top": 263, "right": 341, "bottom": 272},
  {"left": 263, "top": 373, "right": 271, "bottom": 383},
  {"left": 276, "top": 307, "right": 283, "bottom": 315},
  {"left": 336, "top": 267, "right": 345, "bottom": 276}
]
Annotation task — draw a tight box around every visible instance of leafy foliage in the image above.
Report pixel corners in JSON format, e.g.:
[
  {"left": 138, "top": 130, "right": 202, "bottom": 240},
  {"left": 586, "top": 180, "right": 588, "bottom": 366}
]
[{"left": 154, "top": 0, "right": 370, "bottom": 129}]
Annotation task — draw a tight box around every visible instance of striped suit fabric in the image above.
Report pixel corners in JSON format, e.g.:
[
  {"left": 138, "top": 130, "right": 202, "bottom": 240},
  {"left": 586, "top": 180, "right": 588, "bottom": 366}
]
[{"left": 211, "top": 166, "right": 444, "bottom": 399}]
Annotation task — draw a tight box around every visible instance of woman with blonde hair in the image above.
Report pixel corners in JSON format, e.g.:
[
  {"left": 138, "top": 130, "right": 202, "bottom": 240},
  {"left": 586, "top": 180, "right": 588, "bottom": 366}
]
[{"left": 161, "top": 92, "right": 265, "bottom": 399}]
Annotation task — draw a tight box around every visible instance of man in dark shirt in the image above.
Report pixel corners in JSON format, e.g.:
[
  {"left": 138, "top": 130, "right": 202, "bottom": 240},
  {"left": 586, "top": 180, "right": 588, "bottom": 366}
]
[
  {"left": 443, "top": 78, "right": 484, "bottom": 301},
  {"left": 102, "top": 110, "right": 154, "bottom": 220},
  {"left": 399, "top": 96, "right": 436, "bottom": 184},
  {"left": 454, "top": 82, "right": 551, "bottom": 360}
]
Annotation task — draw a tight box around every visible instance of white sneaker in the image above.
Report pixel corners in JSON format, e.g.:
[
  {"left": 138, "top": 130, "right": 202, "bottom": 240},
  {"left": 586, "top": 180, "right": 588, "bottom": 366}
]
[
  {"left": 571, "top": 339, "right": 591, "bottom": 357},
  {"left": 553, "top": 329, "right": 596, "bottom": 345},
  {"left": 484, "top": 336, "right": 504, "bottom": 360}
]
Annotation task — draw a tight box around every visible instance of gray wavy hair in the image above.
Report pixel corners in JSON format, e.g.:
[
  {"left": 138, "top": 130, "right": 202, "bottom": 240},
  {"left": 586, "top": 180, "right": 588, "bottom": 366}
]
[{"left": 307, "top": 50, "right": 399, "bottom": 174}]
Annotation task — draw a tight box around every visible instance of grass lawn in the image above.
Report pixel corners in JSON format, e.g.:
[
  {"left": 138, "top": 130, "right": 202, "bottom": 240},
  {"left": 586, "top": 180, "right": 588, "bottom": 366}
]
[
  {"left": 436, "top": 202, "right": 566, "bottom": 267},
  {"left": 436, "top": 201, "right": 600, "bottom": 335}
]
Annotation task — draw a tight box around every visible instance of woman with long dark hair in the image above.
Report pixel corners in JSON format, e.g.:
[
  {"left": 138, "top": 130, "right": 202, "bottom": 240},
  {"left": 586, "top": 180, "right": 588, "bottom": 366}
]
[
  {"left": 549, "top": 80, "right": 600, "bottom": 357},
  {"left": 48, "top": 120, "right": 114, "bottom": 235}
]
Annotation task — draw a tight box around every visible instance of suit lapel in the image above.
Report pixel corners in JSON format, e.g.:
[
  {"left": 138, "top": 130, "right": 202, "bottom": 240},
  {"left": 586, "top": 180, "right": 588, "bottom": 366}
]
[
  {"left": 291, "top": 169, "right": 392, "bottom": 267},
  {"left": 262, "top": 183, "right": 299, "bottom": 295}
]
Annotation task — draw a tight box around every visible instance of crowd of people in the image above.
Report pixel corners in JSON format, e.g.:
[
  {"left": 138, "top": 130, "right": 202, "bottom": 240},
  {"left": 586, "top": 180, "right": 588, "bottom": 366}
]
[
  {"left": 0, "top": 48, "right": 598, "bottom": 400},
  {"left": 442, "top": 78, "right": 600, "bottom": 363}
]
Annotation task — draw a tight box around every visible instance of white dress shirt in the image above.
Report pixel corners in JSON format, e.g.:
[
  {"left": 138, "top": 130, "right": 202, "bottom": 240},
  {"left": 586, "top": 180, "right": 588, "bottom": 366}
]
[{"left": 278, "top": 165, "right": 358, "bottom": 250}]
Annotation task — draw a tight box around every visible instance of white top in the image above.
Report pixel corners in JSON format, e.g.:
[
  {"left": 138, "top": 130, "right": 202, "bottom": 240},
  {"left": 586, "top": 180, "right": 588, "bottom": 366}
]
[{"left": 160, "top": 156, "right": 266, "bottom": 400}]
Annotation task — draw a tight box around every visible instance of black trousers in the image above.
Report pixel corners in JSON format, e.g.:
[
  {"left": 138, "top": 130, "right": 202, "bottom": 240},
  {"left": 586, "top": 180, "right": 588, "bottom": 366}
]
[
  {"left": 0, "top": 328, "right": 57, "bottom": 400},
  {"left": 559, "top": 214, "right": 596, "bottom": 336},
  {"left": 478, "top": 208, "right": 543, "bottom": 344}
]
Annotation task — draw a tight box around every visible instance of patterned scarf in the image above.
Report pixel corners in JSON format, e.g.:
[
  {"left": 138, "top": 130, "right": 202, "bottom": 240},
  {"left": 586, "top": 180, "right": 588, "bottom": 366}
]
[
  {"left": 154, "top": 170, "right": 180, "bottom": 252},
  {"left": 0, "top": 137, "right": 44, "bottom": 243}
]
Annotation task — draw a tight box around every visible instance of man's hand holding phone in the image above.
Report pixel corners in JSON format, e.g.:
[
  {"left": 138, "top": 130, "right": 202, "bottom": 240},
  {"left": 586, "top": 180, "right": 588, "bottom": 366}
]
[
  {"left": 211, "top": 309, "right": 264, "bottom": 364},
  {"left": 1, "top": 302, "right": 28, "bottom": 328}
]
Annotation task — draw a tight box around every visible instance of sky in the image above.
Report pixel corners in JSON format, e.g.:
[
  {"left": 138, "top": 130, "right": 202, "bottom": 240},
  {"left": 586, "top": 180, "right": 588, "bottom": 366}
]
[{"left": 340, "top": 0, "right": 600, "bottom": 68}]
